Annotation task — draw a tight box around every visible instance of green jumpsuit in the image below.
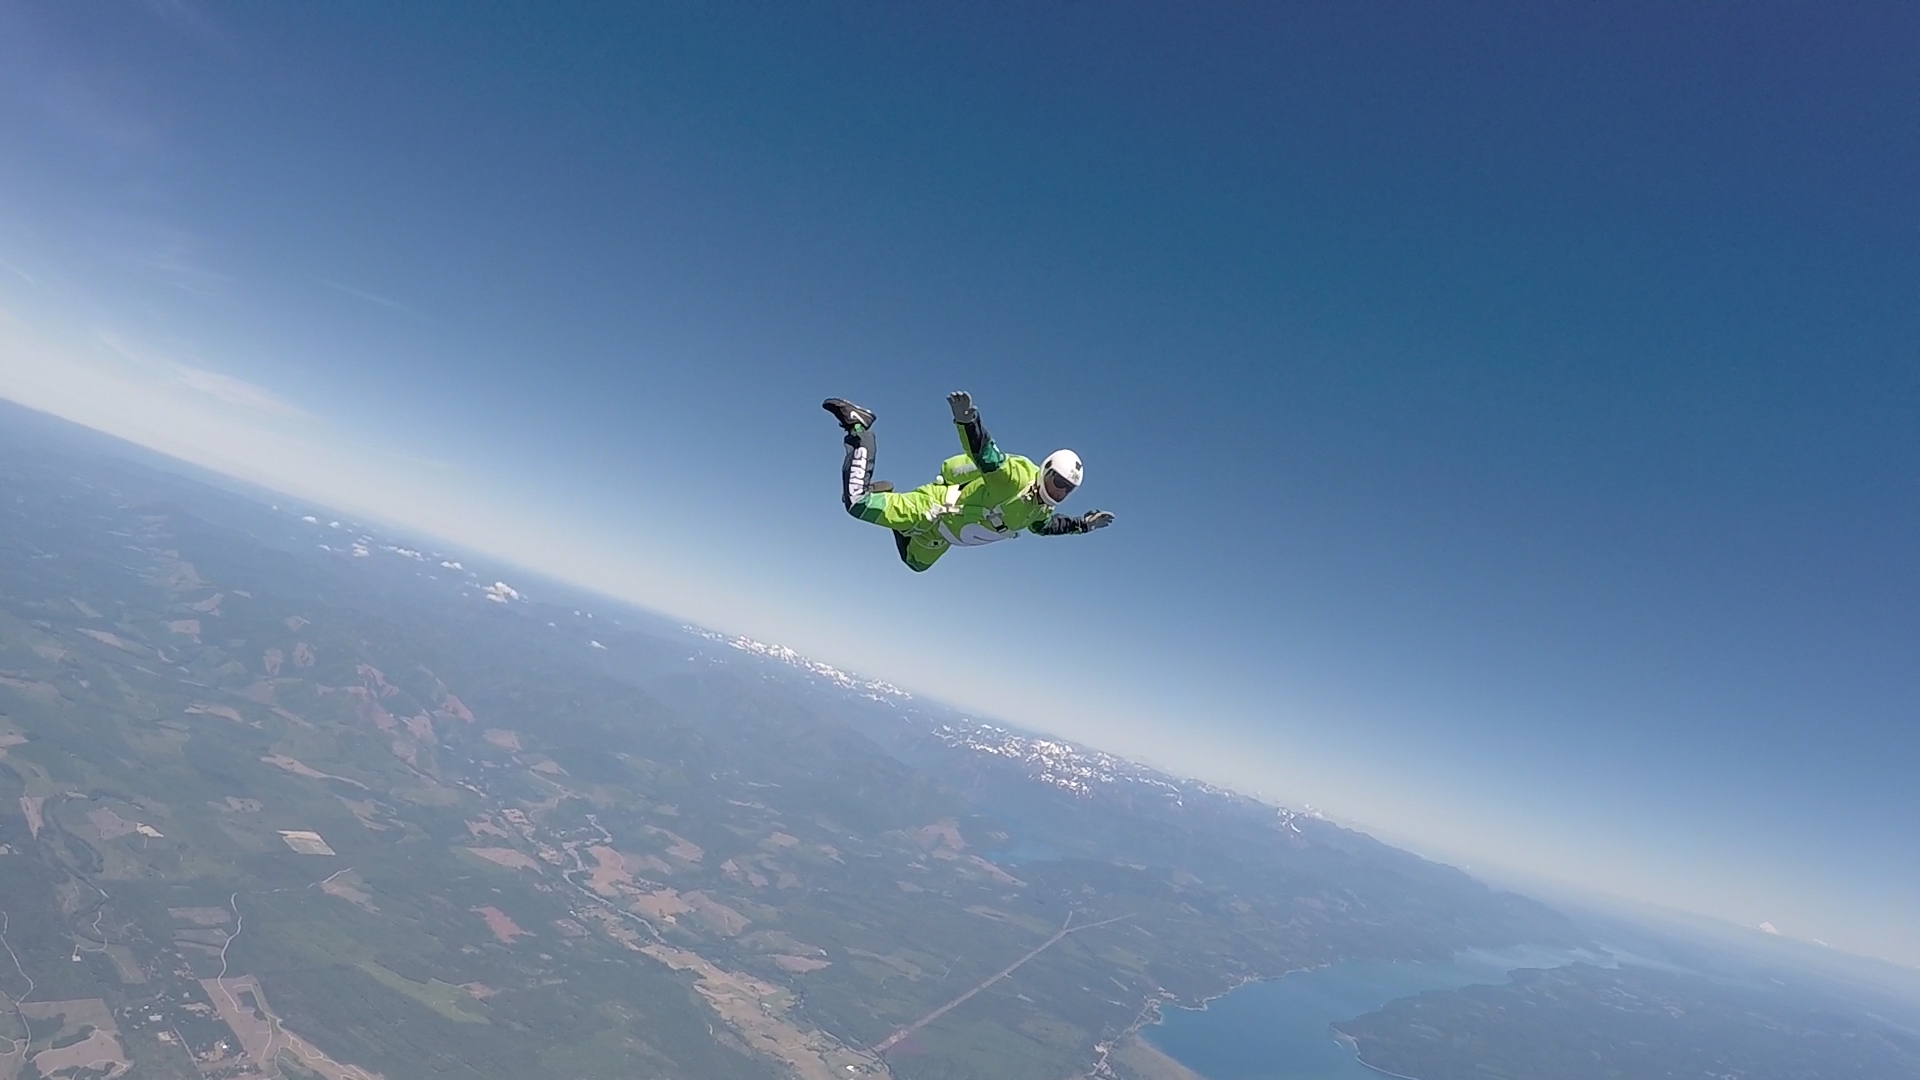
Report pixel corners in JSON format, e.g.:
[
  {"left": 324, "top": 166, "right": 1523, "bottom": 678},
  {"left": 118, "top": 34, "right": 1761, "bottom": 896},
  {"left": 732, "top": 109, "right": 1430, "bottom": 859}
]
[{"left": 839, "top": 413, "right": 1092, "bottom": 571}]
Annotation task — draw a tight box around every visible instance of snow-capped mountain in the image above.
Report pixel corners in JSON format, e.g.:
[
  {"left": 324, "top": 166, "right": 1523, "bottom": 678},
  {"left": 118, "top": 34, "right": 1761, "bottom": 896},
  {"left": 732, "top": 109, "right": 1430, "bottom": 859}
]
[
  {"left": 931, "top": 718, "right": 1182, "bottom": 799},
  {"left": 681, "top": 627, "right": 1314, "bottom": 835},
  {"left": 928, "top": 718, "right": 1310, "bottom": 834},
  {"left": 686, "top": 628, "right": 911, "bottom": 702}
]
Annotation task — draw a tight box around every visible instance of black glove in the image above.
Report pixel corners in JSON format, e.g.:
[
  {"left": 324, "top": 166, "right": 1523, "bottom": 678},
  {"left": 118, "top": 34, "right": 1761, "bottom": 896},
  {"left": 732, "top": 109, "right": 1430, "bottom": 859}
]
[
  {"left": 1081, "top": 510, "right": 1114, "bottom": 531},
  {"left": 947, "top": 390, "right": 976, "bottom": 424}
]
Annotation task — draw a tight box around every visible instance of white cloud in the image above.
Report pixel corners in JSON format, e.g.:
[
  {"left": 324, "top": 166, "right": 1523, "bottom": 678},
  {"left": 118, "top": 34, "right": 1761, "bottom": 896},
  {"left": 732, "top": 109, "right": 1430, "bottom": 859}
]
[
  {"left": 134, "top": 250, "right": 235, "bottom": 297},
  {"left": 0, "top": 316, "right": 510, "bottom": 557},
  {"left": 93, "top": 330, "right": 305, "bottom": 419},
  {"left": 1, "top": 321, "right": 317, "bottom": 484},
  {"left": 169, "top": 360, "right": 302, "bottom": 415},
  {"left": 314, "top": 277, "right": 418, "bottom": 317}
]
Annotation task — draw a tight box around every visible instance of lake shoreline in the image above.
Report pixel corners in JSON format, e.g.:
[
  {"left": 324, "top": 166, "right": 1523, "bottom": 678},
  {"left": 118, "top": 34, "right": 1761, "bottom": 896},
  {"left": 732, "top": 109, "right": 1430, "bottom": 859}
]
[
  {"left": 1133, "top": 944, "right": 1592, "bottom": 1080},
  {"left": 1332, "top": 1031, "right": 1428, "bottom": 1080},
  {"left": 1107, "top": 963, "right": 1329, "bottom": 1078}
]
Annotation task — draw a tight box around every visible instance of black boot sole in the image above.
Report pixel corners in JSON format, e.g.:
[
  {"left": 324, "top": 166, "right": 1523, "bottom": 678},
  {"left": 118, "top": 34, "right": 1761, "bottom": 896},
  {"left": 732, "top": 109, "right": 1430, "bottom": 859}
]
[{"left": 822, "top": 398, "right": 876, "bottom": 431}]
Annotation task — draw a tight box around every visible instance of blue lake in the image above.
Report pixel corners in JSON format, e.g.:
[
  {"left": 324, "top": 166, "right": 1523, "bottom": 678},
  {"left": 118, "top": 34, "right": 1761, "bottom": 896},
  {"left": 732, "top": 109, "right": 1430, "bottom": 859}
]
[{"left": 1144, "top": 945, "right": 1592, "bottom": 1080}]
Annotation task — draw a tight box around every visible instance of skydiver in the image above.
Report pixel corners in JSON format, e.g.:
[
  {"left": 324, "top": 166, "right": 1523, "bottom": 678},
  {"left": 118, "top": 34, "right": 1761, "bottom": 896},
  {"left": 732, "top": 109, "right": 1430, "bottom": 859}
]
[{"left": 822, "top": 391, "right": 1114, "bottom": 572}]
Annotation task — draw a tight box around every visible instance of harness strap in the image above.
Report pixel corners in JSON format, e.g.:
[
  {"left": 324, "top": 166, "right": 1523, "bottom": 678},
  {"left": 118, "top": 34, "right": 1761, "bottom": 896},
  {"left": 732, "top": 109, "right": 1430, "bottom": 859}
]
[{"left": 923, "top": 485, "right": 963, "bottom": 522}]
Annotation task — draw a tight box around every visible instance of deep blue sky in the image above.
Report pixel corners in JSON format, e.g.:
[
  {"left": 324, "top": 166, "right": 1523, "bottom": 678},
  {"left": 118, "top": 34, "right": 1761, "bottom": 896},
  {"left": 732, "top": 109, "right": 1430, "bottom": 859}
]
[{"left": 1, "top": 3, "right": 1915, "bottom": 963}]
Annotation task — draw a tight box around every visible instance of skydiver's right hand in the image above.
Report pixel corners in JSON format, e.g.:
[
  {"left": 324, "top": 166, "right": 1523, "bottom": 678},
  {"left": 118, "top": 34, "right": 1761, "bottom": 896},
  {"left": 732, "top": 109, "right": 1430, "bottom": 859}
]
[
  {"left": 947, "top": 390, "right": 976, "bottom": 424},
  {"left": 1082, "top": 510, "right": 1114, "bottom": 531}
]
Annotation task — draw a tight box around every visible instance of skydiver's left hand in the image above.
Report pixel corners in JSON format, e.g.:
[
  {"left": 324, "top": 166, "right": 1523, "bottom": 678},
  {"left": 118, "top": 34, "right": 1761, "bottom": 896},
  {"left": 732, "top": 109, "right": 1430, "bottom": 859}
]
[
  {"left": 947, "top": 390, "right": 976, "bottom": 424},
  {"left": 1082, "top": 510, "right": 1114, "bottom": 531}
]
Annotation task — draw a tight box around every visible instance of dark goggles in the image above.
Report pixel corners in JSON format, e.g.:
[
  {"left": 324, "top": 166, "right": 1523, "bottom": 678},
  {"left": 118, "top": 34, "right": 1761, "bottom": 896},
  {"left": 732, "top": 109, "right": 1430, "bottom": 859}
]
[{"left": 1042, "top": 469, "right": 1077, "bottom": 503}]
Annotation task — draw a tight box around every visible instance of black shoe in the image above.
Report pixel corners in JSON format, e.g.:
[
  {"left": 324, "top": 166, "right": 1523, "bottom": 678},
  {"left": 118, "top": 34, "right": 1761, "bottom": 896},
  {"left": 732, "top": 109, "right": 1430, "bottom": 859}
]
[
  {"left": 868, "top": 480, "right": 893, "bottom": 493},
  {"left": 822, "top": 397, "right": 876, "bottom": 432}
]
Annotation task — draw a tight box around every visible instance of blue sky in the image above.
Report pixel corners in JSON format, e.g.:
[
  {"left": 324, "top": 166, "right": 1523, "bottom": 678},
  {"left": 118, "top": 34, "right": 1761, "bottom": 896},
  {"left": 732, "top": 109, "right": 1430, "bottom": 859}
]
[{"left": 1, "top": 3, "right": 1914, "bottom": 964}]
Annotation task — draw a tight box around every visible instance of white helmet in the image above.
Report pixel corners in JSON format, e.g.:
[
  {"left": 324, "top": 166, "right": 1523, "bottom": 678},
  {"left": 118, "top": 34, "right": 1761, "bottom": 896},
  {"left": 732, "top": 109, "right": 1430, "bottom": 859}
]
[{"left": 1038, "top": 449, "right": 1082, "bottom": 506}]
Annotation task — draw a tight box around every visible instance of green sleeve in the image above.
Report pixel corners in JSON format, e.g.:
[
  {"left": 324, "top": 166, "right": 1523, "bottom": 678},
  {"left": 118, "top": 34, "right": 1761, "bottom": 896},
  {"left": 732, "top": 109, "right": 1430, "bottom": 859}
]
[{"left": 939, "top": 454, "right": 981, "bottom": 486}]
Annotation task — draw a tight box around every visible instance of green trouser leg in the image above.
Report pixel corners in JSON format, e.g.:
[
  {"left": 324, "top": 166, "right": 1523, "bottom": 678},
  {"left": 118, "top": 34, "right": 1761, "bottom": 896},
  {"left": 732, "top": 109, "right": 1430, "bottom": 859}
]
[
  {"left": 849, "top": 484, "right": 951, "bottom": 572},
  {"left": 893, "top": 528, "right": 948, "bottom": 572},
  {"left": 850, "top": 483, "right": 944, "bottom": 527}
]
